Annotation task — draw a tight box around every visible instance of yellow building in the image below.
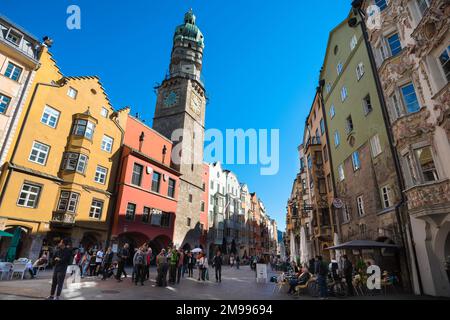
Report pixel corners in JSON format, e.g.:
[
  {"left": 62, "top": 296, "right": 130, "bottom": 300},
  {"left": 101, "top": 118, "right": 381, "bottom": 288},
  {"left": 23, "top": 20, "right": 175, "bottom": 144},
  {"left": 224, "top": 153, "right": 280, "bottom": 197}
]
[{"left": 0, "top": 47, "right": 129, "bottom": 261}]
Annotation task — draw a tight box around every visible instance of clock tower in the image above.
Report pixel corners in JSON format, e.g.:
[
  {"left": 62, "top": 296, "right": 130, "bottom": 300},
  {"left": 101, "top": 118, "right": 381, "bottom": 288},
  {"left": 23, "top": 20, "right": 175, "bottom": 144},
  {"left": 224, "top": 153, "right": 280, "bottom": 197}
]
[{"left": 153, "top": 9, "right": 207, "bottom": 249}]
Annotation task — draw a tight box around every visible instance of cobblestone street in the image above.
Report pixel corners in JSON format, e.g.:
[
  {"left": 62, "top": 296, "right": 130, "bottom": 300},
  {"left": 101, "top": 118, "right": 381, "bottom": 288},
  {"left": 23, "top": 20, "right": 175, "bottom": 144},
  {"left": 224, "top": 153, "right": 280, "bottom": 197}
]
[{"left": 0, "top": 266, "right": 444, "bottom": 301}]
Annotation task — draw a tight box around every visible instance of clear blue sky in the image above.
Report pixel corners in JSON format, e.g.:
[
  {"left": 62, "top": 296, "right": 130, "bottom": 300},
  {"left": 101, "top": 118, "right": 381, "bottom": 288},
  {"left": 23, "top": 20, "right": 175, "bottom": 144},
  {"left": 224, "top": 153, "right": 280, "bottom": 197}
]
[{"left": 1, "top": 0, "right": 350, "bottom": 232}]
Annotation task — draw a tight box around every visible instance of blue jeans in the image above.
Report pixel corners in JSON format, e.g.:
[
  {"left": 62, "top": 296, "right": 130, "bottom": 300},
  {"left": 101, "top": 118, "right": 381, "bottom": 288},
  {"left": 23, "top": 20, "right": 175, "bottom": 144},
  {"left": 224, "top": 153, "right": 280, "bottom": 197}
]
[{"left": 317, "top": 275, "right": 327, "bottom": 298}]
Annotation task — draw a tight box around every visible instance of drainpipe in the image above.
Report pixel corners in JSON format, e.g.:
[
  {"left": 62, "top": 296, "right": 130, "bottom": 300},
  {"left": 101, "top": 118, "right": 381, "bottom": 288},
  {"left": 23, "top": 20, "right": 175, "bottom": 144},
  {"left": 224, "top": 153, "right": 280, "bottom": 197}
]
[
  {"left": 105, "top": 113, "right": 126, "bottom": 248},
  {"left": 350, "top": 2, "right": 423, "bottom": 295}
]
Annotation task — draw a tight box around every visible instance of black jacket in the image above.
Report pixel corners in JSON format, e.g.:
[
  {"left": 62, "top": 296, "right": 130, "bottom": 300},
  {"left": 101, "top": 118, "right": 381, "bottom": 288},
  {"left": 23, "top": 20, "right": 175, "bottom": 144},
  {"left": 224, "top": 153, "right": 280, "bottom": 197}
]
[
  {"left": 213, "top": 256, "right": 223, "bottom": 268},
  {"left": 118, "top": 248, "right": 130, "bottom": 262},
  {"left": 53, "top": 247, "right": 72, "bottom": 273},
  {"left": 343, "top": 260, "right": 353, "bottom": 277}
]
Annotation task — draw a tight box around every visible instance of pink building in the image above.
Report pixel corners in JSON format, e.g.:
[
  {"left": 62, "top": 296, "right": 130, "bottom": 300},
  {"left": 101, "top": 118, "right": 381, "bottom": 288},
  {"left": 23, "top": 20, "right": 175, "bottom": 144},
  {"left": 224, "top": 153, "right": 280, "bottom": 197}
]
[{"left": 112, "top": 115, "right": 180, "bottom": 254}]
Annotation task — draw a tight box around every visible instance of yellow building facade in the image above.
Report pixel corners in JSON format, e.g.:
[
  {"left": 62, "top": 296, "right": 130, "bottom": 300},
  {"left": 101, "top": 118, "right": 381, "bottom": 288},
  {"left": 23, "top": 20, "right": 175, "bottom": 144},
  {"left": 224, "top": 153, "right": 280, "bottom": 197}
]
[{"left": 0, "top": 47, "right": 128, "bottom": 261}]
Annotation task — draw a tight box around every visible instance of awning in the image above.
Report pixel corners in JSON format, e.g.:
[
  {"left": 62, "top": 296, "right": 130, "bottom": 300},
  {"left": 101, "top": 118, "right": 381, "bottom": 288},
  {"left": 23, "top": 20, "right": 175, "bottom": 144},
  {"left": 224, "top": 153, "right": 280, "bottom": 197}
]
[
  {"left": 0, "top": 230, "right": 14, "bottom": 238},
  {"left": 326, "top": 240, "right": 400, "bottom": 250}
]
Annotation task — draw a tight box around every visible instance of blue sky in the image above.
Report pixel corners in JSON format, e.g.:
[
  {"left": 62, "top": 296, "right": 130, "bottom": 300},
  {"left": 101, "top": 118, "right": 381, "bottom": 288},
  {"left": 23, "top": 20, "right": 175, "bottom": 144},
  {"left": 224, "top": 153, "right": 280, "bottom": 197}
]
[{"left": 0, "top": 0, "right": 350, "bottom": 231}]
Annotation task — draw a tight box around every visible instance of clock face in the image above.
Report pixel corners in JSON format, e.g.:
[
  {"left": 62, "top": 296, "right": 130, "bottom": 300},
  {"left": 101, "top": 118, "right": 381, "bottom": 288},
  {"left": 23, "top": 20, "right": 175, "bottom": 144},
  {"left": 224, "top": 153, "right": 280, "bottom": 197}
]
[
  {"left": 190, "top": 92, "right": 202, "bottom": 116},
  {"left": 163, "top": 90, "right": 179, "bottom": 108}
]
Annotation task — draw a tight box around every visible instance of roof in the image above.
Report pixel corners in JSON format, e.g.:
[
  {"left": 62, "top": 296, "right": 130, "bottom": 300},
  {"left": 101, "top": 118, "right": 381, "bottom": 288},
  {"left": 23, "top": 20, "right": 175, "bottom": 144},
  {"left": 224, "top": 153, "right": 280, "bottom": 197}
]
[{"left": 0, "top": 14, "right": 40, "bottom": 42}]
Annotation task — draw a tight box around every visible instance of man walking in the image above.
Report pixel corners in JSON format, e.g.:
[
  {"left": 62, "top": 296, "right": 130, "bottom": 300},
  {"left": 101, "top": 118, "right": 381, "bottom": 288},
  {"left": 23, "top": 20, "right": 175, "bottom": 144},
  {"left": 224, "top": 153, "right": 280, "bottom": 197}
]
[
  {"left": 315, "top": 256, "right": 328, "bottom": 300},
  {"left": 169, "top": 247, "right": 179, "bottom": 284},
  {"left": 133, "top": 246, "right": 146, "bottom": 286},
  {"left": 156, "top": 249, "right": 168, "bottom": 287},
  {"left": 101, "top": 247, "right": 114, "bottom": 280},
  {"left": 213, "top": 251, "right": 223, "bottom": 283},
  {"left": 116, "top": 243, "right": 130, "bottom": 282},
  {"left": 188, "top": 252, "right": 195, "bottom": 278},
  {"left": 176, "top": 248, "right": 184, "bottom": 284},
  {"left": 47, "top": 239, "right": 73, "bottom": 300},
  {"left": 343, "top": 255, "right": 354, "bottom": 296}
]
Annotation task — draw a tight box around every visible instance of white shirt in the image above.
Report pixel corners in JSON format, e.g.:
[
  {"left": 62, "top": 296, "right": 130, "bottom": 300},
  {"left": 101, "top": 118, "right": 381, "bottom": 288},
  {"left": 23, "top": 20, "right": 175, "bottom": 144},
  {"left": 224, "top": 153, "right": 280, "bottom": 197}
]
[{"left": 96, "top": 250, "right": 104, "bottom": 263}]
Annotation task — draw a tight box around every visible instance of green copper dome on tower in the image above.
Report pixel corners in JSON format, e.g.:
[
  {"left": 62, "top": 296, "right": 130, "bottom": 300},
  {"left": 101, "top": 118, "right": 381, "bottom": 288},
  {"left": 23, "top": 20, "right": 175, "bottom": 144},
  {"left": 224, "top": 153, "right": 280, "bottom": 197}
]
[{"left": 173, "top": 9, "right": 204, "bottom": 47}]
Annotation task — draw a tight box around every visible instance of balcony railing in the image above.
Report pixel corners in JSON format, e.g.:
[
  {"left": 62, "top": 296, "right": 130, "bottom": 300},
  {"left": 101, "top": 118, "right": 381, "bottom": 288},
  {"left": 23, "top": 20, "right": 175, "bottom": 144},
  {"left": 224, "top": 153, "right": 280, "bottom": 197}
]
[{"left": 406, "top": 179, "right": 450, "bottom": 214}]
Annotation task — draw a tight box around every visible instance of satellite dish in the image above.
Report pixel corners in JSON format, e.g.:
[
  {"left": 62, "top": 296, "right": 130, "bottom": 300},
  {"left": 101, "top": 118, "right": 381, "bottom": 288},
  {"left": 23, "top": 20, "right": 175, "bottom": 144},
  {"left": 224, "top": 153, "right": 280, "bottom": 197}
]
[
  {"left": 146, "top": 167, "right": 153, "bottom": 175},
  {"left": 163, "top": 174, "right": 168, "bottom": 181}
]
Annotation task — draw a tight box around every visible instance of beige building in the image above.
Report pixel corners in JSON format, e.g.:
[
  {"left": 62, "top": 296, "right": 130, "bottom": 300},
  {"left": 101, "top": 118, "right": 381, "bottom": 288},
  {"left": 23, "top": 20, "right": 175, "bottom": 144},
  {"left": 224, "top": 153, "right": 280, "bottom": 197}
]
[
  {"left": 0, "top": 16, "right": 42, "bottom": 170},
  {"left": 362, "top": 0, "right": 450, "bottom": 297}
]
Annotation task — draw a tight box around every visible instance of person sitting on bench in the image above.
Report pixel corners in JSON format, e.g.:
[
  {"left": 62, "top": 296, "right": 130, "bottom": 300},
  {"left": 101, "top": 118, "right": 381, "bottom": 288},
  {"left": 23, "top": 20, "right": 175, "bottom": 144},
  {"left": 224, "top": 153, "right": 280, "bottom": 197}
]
[{"left": 287, "top": 267, "right": 311, "bottom": 294}]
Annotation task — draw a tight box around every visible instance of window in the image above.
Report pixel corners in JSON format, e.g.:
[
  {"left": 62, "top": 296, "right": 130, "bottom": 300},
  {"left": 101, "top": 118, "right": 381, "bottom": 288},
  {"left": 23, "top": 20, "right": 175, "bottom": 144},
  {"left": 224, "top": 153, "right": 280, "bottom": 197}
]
[
  {"left": 307, "top": 155, "right": 312, "bottom": 169},
  {"left": 142, "top": 207, "right": 151, "bottom": 223},
  {"left": 352, "top": 151, "right": 361, "bottom": 171},
  {"left": 381, "top": 186, "right": 392, "bottom": 209},
  {"left": 28, "top": 141, "right": 50, "bottom": 165},
  {"left": 131, "top": 163, "right": 144, "bottom": 186},
  {"left": 416, "top": 0, "right": 430, "bottom": 16},
  {"left": 201, "top": 201, "right": 205, "bottom": 212},
  {"left": 387, "top": 33, "right": 402, "bottom": 57},
  {"left": 41, "top": 106, "right": 60, "bottom": 128},
  {"left": 315, "top": 151, "right": 323, "bottom": 166},
  {"left": 341, "top": 86, "right": 348, "bottom": 102},
  {"left": 189, "top": 194, "right": 193, "bottom": 203},
  {"left": 89, "top": 199, "right": 104, "bottom": 220},
  {"left": 342, "top": 205, "right": 351, "bottom": 223},
  {"left": 326, "top": 83, "right": 332, "bottom": 94},
  {"left": 346, "top": 116, "right": 354, "bottom": 134},
  {"left": 168, "top": 178, "right": 176, "bottom": 198},
  {"left": 363, "top": 95, "right": 373, "bottom": 115},
  {"left": 337, "top": 62, "right": 343, "bottom": 75},
  {"left": 67, "top": 87, "right": 78, "bottom": 99},
  {"left": 338, "top": 164, "right": 345, "bottom": 182},
  {"left": 357, "top": 196, "right": 365, "bottom": 216},
  {"left": 101, "top": 135, "right": 114, "bottom": 153},
  {"left": 57, "top": 191, "right": 80, "bottom": 213},
  {"left": 375, "top": 0, "right": 388, "bottom": 11},
  {"left": 334, "top": 131, "right": 340, "bottom": 147},
  {"left": 320, "top": 119, "right": 325, "bottom": 136},
  {"left": 151, "top": 171, "right": 161, "bottom": 193},
  {"left": 350, "top": 35, "right": 358, "bottom": 50},
  {"left": 415, "top": 146, "right": 439, "bottom": 182},
  {"left": 94, "top": 166, "right": 108, "bottom": 184},
  {"left": 72, "top": 119, "right": 95, "bottom": 139},
  {"left": 210, "top": 181, "right": 214, "bottom": 189},
  {"left": 356, "top": 62, "right": 365, "bottom": 80},
  {"left": 327, "top": 174, "right": 332, "bottom": 192},
  {"left": 61, "top": 153, "right": 89, "bottom": 174},
  {"left": 323, "top": 145, "right": 329, "bottom": 163},
  {"left": 187, "top": 218, "right": 192, "bottom": 227},
  {"left": 161, "top": 212, "right": 171, "bottom": 227},
  {"left": 0, "top": 94, "right": 11, "bottom": 114},
  {"left": 370, "top": 134, "right": 382, "bottom": 157},
  {"left": 6, "top": 30, "right": 21, "bottom": 45},
  {"left": 4, "top": 62, "right": 22, "bottom": 81},
  {"left": 126, "top": 203, "right": 136, "bottom": 221},
  {"left": 100, "top": 107, "right": 109, "bottom": 118},
  {"left": 438, "top": 46, "right": 450, "bottom": 83},
  {"left": 318, "top": 178, "right": 327, "bottom": 194},
  {"left": 330, "top": 104, "right": 336, "bottom": 118},
  {"left": 17, "top": 183, "right": 41, "bottom": 208},
  {"left": 401, "top": 83, "right": 420, "bottom": 113}
]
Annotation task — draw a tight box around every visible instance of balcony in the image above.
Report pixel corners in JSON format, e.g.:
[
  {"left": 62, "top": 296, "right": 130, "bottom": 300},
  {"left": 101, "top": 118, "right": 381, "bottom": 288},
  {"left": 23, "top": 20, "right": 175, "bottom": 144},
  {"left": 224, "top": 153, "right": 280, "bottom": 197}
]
[
  {"left": 305, "top": 136, "right": 321, "bottom": 152},
  {"left": 51, "top": 211, "right": 76, "bottom": 227},
  {"left": 406, "top": 179, "right": 450, "bottom": 217},
  {"left": 391, "top": 107, "right": 435, "bottom": 150}
]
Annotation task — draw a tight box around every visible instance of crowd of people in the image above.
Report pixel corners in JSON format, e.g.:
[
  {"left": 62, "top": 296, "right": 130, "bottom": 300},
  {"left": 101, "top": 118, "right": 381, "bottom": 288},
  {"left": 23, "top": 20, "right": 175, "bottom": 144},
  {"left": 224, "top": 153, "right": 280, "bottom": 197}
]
[{"left": 44, "top": 239, "right": 248, "bottom": 300}]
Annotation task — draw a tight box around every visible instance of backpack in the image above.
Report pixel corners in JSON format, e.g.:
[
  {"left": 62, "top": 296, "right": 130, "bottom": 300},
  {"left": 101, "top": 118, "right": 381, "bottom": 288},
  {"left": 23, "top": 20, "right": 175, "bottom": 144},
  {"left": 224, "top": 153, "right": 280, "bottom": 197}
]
[{"left": 136, "top": 254, "right": 144, "bottom": 265}]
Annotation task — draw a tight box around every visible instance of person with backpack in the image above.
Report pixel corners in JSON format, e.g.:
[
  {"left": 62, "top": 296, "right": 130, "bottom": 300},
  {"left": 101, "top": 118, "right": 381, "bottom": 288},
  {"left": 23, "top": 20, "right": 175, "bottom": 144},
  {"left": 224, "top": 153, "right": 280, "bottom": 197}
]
[
  {"left": 168, "top": 247, "right": 179, "bottom": 284},
  {"left": 156, "top": 249, "right": 168, "bottom": 287},
  {"left": 133, "top": 246, "right": 146, "bottom": 286},
  {"left": 315, "top": 256, "right": 329, "bottom": 299}
]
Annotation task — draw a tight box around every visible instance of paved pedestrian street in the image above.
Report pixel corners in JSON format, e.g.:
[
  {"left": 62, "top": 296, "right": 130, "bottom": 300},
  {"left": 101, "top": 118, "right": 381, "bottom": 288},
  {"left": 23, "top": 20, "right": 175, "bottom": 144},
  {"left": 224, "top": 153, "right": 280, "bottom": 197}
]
[{"left": 0, "top": 266, "right": 443, "bottom": 301}]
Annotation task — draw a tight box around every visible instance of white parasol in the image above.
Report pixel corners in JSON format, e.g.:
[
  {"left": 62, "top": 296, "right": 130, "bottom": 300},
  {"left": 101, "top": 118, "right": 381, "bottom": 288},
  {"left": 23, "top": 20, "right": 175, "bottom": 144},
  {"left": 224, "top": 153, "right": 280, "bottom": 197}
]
[{"left": 191, "top": 248, "right": 203, "bottom": 253}]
